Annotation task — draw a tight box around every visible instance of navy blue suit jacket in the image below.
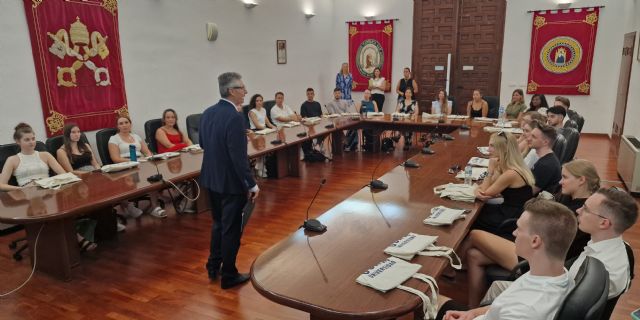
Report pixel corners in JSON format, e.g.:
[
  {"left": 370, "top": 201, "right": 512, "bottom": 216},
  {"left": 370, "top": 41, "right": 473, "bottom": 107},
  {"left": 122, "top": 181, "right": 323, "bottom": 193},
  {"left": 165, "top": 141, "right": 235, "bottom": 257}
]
[{"left": 199, "top": 99, "right": 256, "bottom": 195}]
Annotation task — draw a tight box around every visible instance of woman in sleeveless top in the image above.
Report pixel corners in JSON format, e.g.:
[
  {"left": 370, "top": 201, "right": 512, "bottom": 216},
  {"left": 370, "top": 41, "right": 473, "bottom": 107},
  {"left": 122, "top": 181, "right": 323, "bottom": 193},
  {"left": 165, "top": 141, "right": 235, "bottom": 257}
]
[
  {"left": 248, "top": 94, "right": 275, "bottom": 130},
  {"left": 358, "top": 90, "right": 379, "bottom": 151},
  {"left": 396, "top": 67, "right": 418, "bottom": 102},
  {"left": 109, "top": 116, "right": 167, "bottom": 219},
  {"left": 395, "top": 88, "right": 418, "bottom": 151},
  {"left": 368, "top": 67, "right": 386, "bottom": 111},
  {"left": 0, "top": 123, "right": 98, "bottom": 252},
  {"left": 156, "top": 108, "right": 192, "bottom": 153},
  {"left": 466, "top": 89, "right": 488, "bottom": 118},
  {"left": 463, "top": 159, "right": 600, "bottom": 306},
  {"left": 472, "top": 132, "right": 535, "bottom": 238}
]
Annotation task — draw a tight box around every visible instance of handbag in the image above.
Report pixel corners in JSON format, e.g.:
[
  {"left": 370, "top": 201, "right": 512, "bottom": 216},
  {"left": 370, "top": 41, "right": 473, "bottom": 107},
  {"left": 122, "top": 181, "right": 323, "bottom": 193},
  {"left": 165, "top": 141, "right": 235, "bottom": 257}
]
[{"left": 384, "top": 233, "right": 462, "bottom": 270}]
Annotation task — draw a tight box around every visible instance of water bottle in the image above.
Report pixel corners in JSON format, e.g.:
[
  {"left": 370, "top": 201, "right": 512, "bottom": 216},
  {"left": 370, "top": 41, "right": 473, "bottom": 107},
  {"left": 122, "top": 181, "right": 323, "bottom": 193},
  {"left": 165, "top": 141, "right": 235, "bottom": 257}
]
[
  {"left": 129, "top": 144, "right": 137, "bottom": 162},
  {"left": 497, "top": 105, "right": 506, "bottom": 126},
  {"left": 464, "top": 164, "right": 473, "bottom": 185}
]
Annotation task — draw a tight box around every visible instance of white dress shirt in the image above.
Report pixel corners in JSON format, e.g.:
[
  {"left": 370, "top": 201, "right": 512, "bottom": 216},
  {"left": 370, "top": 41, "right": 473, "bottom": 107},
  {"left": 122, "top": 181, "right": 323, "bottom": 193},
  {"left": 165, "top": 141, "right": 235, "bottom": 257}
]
[
  {"left": 270, "top": 104, "right": 295, "bottom": 127},
  {"left": 568, "top": 236, "right": 630, "bottom": 298},
  {"left": 475, "top": 271, "right": 573, "bottom": 320}
]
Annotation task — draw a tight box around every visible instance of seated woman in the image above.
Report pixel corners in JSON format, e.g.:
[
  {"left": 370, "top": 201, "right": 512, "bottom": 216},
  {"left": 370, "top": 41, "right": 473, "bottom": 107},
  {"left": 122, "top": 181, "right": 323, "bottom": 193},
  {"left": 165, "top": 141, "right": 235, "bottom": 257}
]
[
  {"left": 395, "top": 88, "right": 418, "bottom": 151},
  {"left": 357, "top": 89, "right": 379, "bottom": 151},
  {"left": 528, "top": 94, "right": 549, "bottom": 114},
  {"left": 466, "top": 89, "right": 488, "bottom": 118},
  {"left": 0, "top": 123, "right": 97, "bottom": 252},
  {"left": 472, "top": 132, "right": 535, "bottom": 239},
  {"left": 432, "top": 89, "right": 452, "bottom": 115},
  {"left": 56, "top": 123, "right": 131, "bottom": 231},
  {"left": 109, "top": 116, "right": 166, "bottom": 218},
  {"left": 248, "top": 94, "right": 276, "bottom": 130},
  {"left": 504, "top": 89, "right": 527, "bottom": 121},
  {"left": 155, "top": 108, "right": 193, "bottom": 153},
  {"left": 464, "top": 159, "right": 600, "bottom": 307}
]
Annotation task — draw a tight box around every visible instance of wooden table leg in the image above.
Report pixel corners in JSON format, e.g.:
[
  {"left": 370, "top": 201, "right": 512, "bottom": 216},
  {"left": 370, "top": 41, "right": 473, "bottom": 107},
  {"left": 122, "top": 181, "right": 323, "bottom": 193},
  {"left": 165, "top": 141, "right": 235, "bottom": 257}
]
[
  {"left": 25, "top": 218, "right": 80, "bottom": 281},
  {"left": 276, "top": 145, "right": 301, "bottom": 178},
  {"left": 371, "top": 129, "right": 382, "bottom": 153},
  {"left": 331, "top": 130, "right": 343, "bottom": 156}
]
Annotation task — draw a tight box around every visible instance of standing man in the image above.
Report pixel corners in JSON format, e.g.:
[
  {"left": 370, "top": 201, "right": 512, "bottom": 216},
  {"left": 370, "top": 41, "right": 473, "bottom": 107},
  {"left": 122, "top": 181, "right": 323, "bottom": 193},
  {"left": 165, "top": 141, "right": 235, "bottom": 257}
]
[
  {"left": 395, "top": 67, "right": 419, "bottom": 102},
  {"left": 200, "top": 72, "right": 259, "bottom": 289}
]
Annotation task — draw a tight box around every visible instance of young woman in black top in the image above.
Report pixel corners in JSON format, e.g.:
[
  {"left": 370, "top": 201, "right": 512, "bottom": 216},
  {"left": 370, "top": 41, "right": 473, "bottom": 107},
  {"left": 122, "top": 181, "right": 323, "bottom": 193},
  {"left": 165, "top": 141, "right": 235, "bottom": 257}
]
[{"left": 56, "top": 123, "right": 100, "bottom": 174}]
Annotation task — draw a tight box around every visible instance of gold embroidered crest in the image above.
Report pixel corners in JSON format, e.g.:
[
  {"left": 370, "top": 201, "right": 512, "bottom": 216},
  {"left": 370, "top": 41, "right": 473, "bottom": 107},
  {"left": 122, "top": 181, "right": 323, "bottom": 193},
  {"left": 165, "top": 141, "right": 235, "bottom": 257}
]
[
  {"left": 577, "top": 81, "right": 590, "bottom": 93},
  {"left": 583, "top": 12, "right": 598, "bottom": 26},
  {"left": 534, "top": 16, "right": 546, "bottom": 29},
  {"left": 383, "top": 24, "right": 393, "bottom": 36},
  {"left": 46, "top": 111, "right": 66, "bottom": 135},
  {"left": 527, "top": 81, "right": 539, "bottom": 92},
  {"left": 349, "top": 26, "right": 358, "bottom": 37}
]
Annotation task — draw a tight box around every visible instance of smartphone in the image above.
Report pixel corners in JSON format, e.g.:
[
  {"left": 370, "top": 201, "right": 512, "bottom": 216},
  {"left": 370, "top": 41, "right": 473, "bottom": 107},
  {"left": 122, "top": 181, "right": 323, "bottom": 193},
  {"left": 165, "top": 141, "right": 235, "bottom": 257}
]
[{"left": 631, "top": 308, "right": 640, "bottom": 320}]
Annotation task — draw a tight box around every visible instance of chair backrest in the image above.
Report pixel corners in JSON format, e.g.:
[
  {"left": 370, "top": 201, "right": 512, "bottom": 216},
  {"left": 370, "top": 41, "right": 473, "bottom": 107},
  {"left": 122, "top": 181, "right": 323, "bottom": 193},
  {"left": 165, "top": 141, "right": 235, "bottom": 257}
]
[
  {"left": 0, "top": 142, "right": 48, "bottom": 186},
  {"left": 95, "top": 128, "right": 117, "bottom": 165},
  {"left": 242, "top": 105, "right": 251, "bottom": 129},
  {"left": 554, "top": 257, "right": 610, "bottom": 320},
  {"left": 600, "top": 242, "right": 635, "bottom": 320},
  {"left": 565, "top": 119, "right": 579, "bottom": 130},
  {"left": 143, "top": 118, "right": 163, "bottom": 154},
  {"left": 45, "top": 133, "right": 89, "bottom": 155},
  {"left": 559, "top": 127, "right": 580, "bottom": 163},
  {"left": 483, "top": 96, "right": 499, "bottom": 118},
  {"left": 186, "top": 113, "right": 202, "bottom": 145},
  {"left": 573, "top": 114, "right": 585, "bottom": 133},
  {"left": 552, "top": 133, "right": 567, "bottom": 162},
  {"left": 264, "top": 100, "right": 276, "bottom": 125},
  {"left": 447, "top": 96, "right": 457, "bottom": 115}
]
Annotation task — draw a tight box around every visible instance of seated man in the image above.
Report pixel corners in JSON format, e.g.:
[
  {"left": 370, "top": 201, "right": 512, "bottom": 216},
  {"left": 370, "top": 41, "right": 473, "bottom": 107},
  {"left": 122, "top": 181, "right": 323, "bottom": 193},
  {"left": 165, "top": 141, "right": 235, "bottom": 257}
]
[
  {"left": 438, "top": 199, "right": 578, "bottom": 320},
  {"left": 300, "top": 87, "right": 325, "bottom": 156},
  {"left": 546, "top": 106, "right": 567, "bottom": 130},
  {"left": 270, "top": 91, "right": 300, "bottom": 127},
  {"left": 527, "top": 121, "right": 562, "bottom": 194},
  {"left": 326, "top": 88, "right": 358, "bottom": 151},
  {"left": 479, "top": 187, "right": 637, "bottom": 307},
  {"left": 554, "top": 96, "right": 579, "bottom": 129}
]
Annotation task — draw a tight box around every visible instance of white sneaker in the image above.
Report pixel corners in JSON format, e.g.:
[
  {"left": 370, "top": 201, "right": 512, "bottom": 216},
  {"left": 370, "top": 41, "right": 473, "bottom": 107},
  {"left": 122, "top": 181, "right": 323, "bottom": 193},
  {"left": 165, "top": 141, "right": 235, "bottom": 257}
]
[
  {"left": 125, "top": 203, "right": 143, "bottom": 218},
  {"left": 150, "top": 206, "right": 167, "bottom": 219},
  {"left": 117, "top": 222, "right": 126, "bottom": 232}
]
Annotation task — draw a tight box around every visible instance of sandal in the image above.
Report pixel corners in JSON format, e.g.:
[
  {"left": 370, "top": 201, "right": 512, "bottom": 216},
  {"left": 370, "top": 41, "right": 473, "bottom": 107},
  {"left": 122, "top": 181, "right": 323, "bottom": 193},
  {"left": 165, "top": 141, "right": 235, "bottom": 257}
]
[{"left": 79, "top": 238, "right": 97, "bottom": 252}]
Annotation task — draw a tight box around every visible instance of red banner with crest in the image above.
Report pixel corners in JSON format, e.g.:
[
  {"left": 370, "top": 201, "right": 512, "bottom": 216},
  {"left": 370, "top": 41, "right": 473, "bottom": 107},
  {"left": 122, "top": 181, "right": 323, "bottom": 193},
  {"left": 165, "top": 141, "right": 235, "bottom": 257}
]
[
  {"left": 348, "top": 20, "right": 393, "bottom": 92},
  {"left": 23, "top": 0, "right": 128, "bottom": 137},
  {"left": 527, "top": 8, "right": 600, "bottom": 95}
]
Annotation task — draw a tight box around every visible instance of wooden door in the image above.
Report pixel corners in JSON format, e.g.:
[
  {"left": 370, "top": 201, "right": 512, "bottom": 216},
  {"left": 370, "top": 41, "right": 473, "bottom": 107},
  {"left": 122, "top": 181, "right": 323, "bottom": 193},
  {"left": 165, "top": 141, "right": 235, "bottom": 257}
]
[
  {"left": 412, "top": 0, "right": 457, "bottom": 114},
  {"left": 451, "top": 0, "right": 506, "bottom": 114},
  {"left": 412, "top": 0, "right": 506, "bottom": 114},
  {"left": 611, "top": 32, "right": 636, "bottom": 154}
]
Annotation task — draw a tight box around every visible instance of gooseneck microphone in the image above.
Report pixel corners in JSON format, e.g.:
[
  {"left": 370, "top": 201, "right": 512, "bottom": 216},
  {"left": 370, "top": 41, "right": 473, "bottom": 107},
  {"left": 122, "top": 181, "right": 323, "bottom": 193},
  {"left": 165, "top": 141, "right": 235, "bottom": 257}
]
[
  {"left": 303, "top": 178, "right": 328, "bottom": 232},
  {"left": 369, "top": 151, "right": 389, "bottom": 190},
  {"left": 147, "top": 155, "right": 164, "bottom": 183}
]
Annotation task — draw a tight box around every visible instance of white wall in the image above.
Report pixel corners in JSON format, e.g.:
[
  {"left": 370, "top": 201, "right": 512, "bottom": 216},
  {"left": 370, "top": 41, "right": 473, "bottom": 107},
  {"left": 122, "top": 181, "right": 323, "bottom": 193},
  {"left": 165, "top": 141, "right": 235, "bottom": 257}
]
[
  {"left": 501, "top": 0, "right": 635, "bottom": 134},
  {"left": 622, "top": 0, "right": 640, "bottom": 139},
  {"left": 0, "top": 0, "right": 412, "bottom": 146}
]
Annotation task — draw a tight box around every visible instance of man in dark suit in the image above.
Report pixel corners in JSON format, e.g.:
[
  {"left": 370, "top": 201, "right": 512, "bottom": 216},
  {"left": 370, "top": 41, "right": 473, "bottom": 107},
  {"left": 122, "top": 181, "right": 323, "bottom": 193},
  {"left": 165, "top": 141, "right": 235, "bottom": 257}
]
[{"left": 200, "top": 72, "right": 259, "bottom": 289}]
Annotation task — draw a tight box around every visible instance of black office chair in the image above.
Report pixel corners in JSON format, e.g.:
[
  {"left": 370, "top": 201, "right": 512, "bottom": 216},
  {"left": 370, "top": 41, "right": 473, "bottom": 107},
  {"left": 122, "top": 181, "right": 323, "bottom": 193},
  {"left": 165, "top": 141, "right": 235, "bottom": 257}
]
[
  {"left": 0, "top": 141, "right": 48, "bottom": 261},
  {"left": 573, "top": 114, "right": 585, "bottom": 133},
  {"left": 45, "top": 133, "right": 90, "bottom": 155},
  {"left": 600, "top": 242, "right": 635, "bottom": 320},
  {"left": 552, "top": 133, "right": 568, "bottom": 163},
  {"left": 242, "top": 105, "right": 251, "bottom": 129},
  {"left": 186, "top": 113, "right": 202, "bottom": 144},
  {"left": 558, "top": 127, "right": 580, "bottom": 164},
  {"left": 143, "top": 118, "right": 163, "bottom": 154},
  {"left": 95, "top": 128, "right": 117, "bottom": 165},
  {"left": 483, "top": 96, "right": 500, "bottom": 118},
  {"left": 264, "top": 100, "right": 276, "bottom": 125},
  {"left": 554, "top": 257, "right": 610, "bottom": 320}
]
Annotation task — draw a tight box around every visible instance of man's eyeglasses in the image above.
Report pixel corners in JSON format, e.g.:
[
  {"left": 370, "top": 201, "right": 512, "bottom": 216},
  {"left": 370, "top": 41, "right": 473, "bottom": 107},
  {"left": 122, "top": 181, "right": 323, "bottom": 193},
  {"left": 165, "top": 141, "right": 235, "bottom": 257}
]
[
  {"left": 580, "top": 204, "right": 612, "bottom": 223},
  {"left": 232, "top": 85, "right": 246, "bottom": 90}
]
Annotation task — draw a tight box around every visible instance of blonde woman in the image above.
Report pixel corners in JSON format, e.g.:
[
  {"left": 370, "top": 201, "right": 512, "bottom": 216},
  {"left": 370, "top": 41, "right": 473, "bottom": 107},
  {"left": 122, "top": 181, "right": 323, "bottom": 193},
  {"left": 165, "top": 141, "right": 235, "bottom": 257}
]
[
  {"left": 472, "top": 131, "right": 535, "bottom": 238},
  {"left": 335, "top": 62, "right": 353, "bottom": 101},
  {"left": 465, "top": 159, "right": 600, "bottom": 306}
]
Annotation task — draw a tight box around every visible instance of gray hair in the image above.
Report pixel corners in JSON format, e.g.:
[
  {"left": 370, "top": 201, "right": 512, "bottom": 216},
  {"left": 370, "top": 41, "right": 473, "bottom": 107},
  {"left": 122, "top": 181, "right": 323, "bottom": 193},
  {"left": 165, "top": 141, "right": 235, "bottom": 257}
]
[{"left": 218, "top": 72, "right": 242, "bottom": 98}]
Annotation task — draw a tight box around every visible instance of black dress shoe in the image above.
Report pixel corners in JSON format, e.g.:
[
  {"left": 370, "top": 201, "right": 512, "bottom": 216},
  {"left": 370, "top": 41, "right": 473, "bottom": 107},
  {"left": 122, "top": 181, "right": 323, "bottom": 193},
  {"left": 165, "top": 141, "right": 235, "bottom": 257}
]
[
  {"left": 206, "top": 265, "right": 221, "bottom": 280},
  {"left": 221, "top": 273, "right": 250, "bottom": 289}
]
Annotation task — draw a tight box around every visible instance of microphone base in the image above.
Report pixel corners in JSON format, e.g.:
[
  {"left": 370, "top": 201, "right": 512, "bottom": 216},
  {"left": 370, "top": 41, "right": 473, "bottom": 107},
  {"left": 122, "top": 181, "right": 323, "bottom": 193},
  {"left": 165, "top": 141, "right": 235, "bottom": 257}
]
[
  {"left": 402, "top": 160, "right": 420, "bottom": 168},
  {"left": 270, "top": 140, "right": 283, "bottom": 145},
  {"left": 324, "top": 124, "right": 335, "bottom": 129},
  {"left": 370, "top": 179, "right": 388, "bottom": 190},
  {"left": 147, "top": 174, "right": 163, "bottom": 183},
  {"left": 304, "top": 219, "right": 327, "bottom": 232},
  {"left": 421, "top": 147, "right": 435, "bottom": 155},
  {"left": 460, "top": 124, "right": 470, "bottom": 130},
  {"left": 296, "top": 132, "right": 308, "bottom": 138},
  {"left": 442, "top": 134, "right": 455, "bottom": 141}
]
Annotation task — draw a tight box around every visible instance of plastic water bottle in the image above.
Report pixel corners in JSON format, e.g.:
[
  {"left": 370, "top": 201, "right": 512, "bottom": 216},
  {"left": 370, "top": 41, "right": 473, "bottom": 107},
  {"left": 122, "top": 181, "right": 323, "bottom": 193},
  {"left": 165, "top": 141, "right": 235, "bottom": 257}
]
[
  {"left": 464, "top": 164, "right": 473, "bottom": 185},
  {"left": 129, "top": 144, "right": 137, "bottom": 162},
  {"left": 497, "top": 105, "right": 506, "bottom": 126}
]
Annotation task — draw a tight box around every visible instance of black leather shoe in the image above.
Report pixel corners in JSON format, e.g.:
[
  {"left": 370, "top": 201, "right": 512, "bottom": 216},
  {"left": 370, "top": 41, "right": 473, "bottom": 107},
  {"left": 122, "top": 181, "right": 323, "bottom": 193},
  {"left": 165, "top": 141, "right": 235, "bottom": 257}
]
[
  {"left": 221, "top": 273, "right": 250, "bottom": 289},
  {"left": 206, "top": 265, "right": 221, "bottom": 280}
]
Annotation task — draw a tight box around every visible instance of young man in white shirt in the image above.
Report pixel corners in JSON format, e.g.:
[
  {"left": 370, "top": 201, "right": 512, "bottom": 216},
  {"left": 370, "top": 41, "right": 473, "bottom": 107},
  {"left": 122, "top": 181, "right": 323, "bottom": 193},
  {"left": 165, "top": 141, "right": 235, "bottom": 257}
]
[
  {"left": 571, "top": 188, "right": 637, "bottom": 298},
  {"left": 270, "top": 91, "right": 300, "bottom": 127},
  {"left": 438, "top": 199, "right": 577, "bottom": 320}
]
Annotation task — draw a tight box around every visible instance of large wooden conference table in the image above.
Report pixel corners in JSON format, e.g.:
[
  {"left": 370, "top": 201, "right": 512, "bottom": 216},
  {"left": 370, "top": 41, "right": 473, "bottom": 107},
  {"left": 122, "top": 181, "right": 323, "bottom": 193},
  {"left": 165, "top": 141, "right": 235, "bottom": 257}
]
[
  {"left": 0, "top": 115, "right": 462, "bottom": 281},
  {"left": 251, "top": 121, "right": 492, "bottom": 319}
]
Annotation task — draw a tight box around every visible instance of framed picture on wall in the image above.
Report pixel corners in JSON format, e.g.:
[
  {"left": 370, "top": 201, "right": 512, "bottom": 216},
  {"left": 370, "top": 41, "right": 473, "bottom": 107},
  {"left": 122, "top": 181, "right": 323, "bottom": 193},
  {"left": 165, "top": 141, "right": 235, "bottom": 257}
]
[{"left": 277, "top": 40, "right": 287, "bottom": 64}]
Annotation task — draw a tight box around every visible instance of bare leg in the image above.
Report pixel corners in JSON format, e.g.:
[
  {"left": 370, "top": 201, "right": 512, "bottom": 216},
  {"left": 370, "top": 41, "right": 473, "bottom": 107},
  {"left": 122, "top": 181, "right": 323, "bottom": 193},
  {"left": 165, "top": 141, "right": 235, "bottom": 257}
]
[
  {"left": 469, "top": 230, "right": 518, "bottom": 270},
  {"left": 467, "top": 247, "right": 495, "bottom": 307}
]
